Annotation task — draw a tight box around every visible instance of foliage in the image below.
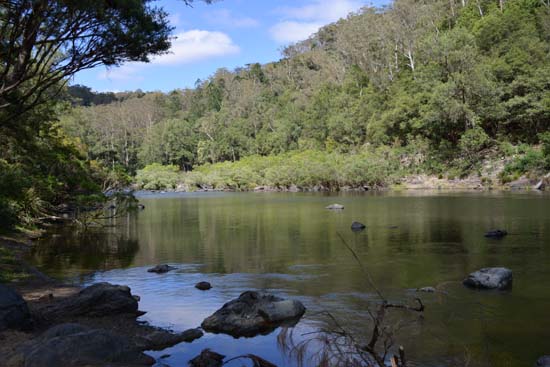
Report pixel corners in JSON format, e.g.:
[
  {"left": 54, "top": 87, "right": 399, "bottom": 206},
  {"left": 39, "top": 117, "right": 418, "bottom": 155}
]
[
  {"left": 135, "top": 149, "right": 404, "bottom": 191},
  {"left": 135, "top": 163, "right": 181, "bottom": 190},
  {"left": 57, "top": 0, "right": 550, "bottom": 187}
]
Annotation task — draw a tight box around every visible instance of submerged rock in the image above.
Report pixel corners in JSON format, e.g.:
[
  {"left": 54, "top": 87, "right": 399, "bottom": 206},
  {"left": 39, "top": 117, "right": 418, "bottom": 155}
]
[
  {"left": 463, "top": 267, "right": 513, "bottom": 290},
  {"left": 351, "top": 221, "right": 366, "bottom": 232},
  {"left": 201, "top": 291, "right": 306, "bottom": 338},
  {"left": 9, "top": 323, "right": 154, "bottom": 367},
  {"left": 325, "top": 203, "right": 344, "bottom": 210},
  {"left": 416, "top": 287, "right": 436, "bottom": 293},
  {"left": 484, "top": 229, "right": 508, "bottom": 239},
  {"left": 195, "top": 281, "right": 212, "bottom": 291},
  {"left": 147, "top": 264, "right": 176, "bottom": 274},
  {"left": 0, "top": 284, "right": 31, "bottom": 331},
  {"left": 43, "top": 282, "right": 138, "bottom": 318},
  {"left": 536, "top": 356, "right": 550, "bottom": 366},
  {"left": 189, "top": 349, "right": 225, "bottom": 367},
  {"left": 135, "top": 328, "right": 203, "bottom": 351}
]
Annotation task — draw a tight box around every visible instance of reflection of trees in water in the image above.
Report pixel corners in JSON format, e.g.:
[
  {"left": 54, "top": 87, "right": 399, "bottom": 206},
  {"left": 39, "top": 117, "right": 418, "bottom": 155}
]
[{"left": 31, "top": 225, "right": 139, "bottom": 276}]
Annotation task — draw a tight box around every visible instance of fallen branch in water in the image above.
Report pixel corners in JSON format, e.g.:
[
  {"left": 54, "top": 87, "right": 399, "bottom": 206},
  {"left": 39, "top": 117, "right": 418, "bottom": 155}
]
[{"left": 279, "top": 232, "right": 425, "bottom": 367}]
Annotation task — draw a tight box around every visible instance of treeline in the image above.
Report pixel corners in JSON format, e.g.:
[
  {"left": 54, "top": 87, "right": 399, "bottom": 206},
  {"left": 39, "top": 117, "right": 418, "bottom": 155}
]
[{"left": 61, "top": 0, "right": 550, "bottom": 189}]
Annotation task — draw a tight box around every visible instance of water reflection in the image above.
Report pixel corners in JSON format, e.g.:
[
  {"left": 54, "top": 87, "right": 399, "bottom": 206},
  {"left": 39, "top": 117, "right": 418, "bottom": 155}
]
[
  {"left": 31, "top": 222, "right": 139, "bottom": 279},
  {"left": 29, "top": 192, "right": 550, "bottom": 366}
]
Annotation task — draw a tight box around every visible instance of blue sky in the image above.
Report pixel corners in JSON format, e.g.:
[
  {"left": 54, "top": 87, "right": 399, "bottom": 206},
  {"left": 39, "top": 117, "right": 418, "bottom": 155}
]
[{"left": 72, "top": 0, "right": 385, "bottom": 93}]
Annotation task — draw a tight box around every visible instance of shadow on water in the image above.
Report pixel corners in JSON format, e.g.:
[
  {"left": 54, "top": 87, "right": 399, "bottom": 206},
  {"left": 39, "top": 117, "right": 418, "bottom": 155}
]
[{"left": 31, "top": 223, "right": 139, "bottom": 280}]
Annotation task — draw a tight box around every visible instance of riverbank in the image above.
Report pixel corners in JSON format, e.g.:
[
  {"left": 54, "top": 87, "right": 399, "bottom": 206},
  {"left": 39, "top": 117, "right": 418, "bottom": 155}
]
[
  {"left": 133, "top": 173, "right": 549, "bottom": 194},
  {"left": 0, "top": 235, "right": 204, "bottom": 367},
  {"left": 133, "top": 150, "right": 550, "bottom": 193}
]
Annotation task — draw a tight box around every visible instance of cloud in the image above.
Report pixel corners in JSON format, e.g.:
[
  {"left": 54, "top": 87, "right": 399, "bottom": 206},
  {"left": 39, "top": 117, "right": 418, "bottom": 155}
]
[
  {"left": 204, "top": 9, "right": 260, "bottom": 28},
  {"left": 269, "top": 21, "right": 322, "bottom": 44},
  {"left": 270, "top": 0, "right": 364, "bottom": 44},
  {"left": 98, "top": 30, "right": 239, "bottom": 80},
  {"left": 153, "top": 30, "right": 240, "bottom": 65}
]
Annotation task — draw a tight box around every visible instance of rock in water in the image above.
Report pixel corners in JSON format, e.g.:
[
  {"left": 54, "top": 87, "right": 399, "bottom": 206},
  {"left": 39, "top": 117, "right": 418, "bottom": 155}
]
[
  {"left": 189, "top": 349, "right": 225, "bottom": 367},
  {"left": 351, "top": 221, "right": 366, "bottom": 231},
  {"left": 43, "top": 282, "right": 138, "bottom": 317},
  {"left": 201, "top": 291, "right": 306, "bottom": 338},
  {"left": 463, "top": 267, "right": 513, "bottom": 290},
  {"left": 9, "top": 323, "right": 154, "bottom": 367},
  {"left": 536, "top": 356, "right": 550, "bottom": 366},
  {"left": 195, "top": 281, "right": 212, "bottom": 291},
  {"left": 416, "top": 287, "right": 436, "bottom": 293},
  {"left": 147, "top": 264, "right": 176, "bottom": 273},
  {"left": 135, "top": 328, "right": 203, "bottom": 351},
  {"left": 484, "top": 229, "right": 507, "bottom": 239},
  {"left": 0, "top": 284, "right": 31, "bottom": 331},
  {"left": 325, "top": 204, "right": 344, "bottom": 210}
]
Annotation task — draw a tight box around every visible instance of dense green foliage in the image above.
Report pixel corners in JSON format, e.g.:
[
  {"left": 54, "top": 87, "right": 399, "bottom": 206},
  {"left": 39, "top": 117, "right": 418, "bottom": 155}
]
[
  {"left": 61, "top": 0, "right": 550, "bottom": 190},
  {"left": 136, "top": 148, "right": 404, "bottom": 191},
  {"left": 0, "top": 0, "right": 200, "bottom": 229}
]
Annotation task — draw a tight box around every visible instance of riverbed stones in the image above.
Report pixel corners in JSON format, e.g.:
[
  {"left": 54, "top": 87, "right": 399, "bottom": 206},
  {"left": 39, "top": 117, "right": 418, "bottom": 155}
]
[
  {"left": 326, "top": 203, "right": 344, "bottom": 210},
  {"left": 8, "top": 323, "right": 154, "bottom": 367},
  {"left": 0, "top": 284, "right": 31, "bottom": 331},
  {"left": 135, "top": 327, "right": 203, "bottom": 350},
  {"left": 351, "top": 221, "right": 366, "bottom": 231},
  {"left": 201, "top": 291, "right": 306, "bottom": 337},
  {"left": 484, "top": 229, "right": 507, "bottom": 239},
  {"left": 189, "top": 349, "right": 225, "bottom": 367},
  {"left": 535, "top": 356, "right": 550, "bottom": 366},
  {"left": 147, "top": 264, "right": 176, "bottom": 273},
  {"left": 195, "top": 281, "right": 212, "bottom": 291},
  {"left": 43, "top": 282, "right": 139, "bottom": 317},
  {"left": 463, "top": 267, "right": 513, "bottom": 290}
]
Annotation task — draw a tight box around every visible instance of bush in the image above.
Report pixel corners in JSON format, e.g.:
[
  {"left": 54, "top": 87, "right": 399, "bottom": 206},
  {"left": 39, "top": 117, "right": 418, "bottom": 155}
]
[{"left": 135, "top": 164, "right": 180, "bottom": 190}]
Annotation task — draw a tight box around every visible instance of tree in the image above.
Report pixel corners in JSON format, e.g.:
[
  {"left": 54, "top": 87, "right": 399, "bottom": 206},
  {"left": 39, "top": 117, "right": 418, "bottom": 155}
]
[{"left": 0, "top": 0, "right": 212, "bottom": 128}]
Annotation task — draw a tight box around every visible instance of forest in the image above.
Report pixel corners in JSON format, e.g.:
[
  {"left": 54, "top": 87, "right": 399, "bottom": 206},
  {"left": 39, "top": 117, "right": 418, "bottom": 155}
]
[{"left": 2, "top": 0, "right": 550, "bottom": 227}]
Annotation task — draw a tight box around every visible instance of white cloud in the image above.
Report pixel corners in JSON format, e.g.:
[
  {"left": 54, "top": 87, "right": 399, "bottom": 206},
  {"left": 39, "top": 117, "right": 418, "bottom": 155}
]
[
  {"left": 270, "top": 0, "right": 364, "bottom": 44},
  {"left": 204, "top": 9, "right": 260, "bottom": 28},
  {"left": 98, "top": 30, "right": 239, "bottom": 80},
  {"left": 269, "top": 21, "right": 322, "bottom": 44},
  {"left": 152, "top": 30, "right": 240, "bottom": 65}
]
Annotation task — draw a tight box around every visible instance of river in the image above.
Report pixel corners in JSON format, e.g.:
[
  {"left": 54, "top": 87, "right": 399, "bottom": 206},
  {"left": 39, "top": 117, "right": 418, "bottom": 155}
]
[{"left": 29, "top": 191, "right": 550, "bottom": 366}]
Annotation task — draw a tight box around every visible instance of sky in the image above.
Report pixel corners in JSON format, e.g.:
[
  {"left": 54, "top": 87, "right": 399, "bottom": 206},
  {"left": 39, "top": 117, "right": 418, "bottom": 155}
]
[{"left": 72, "top": 0, "right": 386, "bottom": 93}]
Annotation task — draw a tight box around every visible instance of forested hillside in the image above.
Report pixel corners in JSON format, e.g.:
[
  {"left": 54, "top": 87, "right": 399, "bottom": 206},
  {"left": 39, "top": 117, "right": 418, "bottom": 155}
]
[
  {"left": 59, "top": 0, "right": 550, "bottom": 191},
  {"left": 2, "top": 0, "right": 550, "bottom": 228}
]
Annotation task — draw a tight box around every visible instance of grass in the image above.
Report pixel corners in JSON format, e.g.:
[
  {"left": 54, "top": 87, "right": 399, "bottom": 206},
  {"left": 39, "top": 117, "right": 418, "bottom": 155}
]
[{"left": 0, "top": 243, "right": 30, "bottom": 283}]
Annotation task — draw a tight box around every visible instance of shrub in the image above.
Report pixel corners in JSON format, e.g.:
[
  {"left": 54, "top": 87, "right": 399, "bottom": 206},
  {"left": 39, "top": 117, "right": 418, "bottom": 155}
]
[{"left": 135, "top": 164, "right": 180, "bottom": 190}]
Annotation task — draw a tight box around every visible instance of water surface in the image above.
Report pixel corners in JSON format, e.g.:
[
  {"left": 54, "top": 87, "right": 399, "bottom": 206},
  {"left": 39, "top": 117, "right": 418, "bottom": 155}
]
[{"left": 30, "top": 191, "right": 550, "bottom": 366}]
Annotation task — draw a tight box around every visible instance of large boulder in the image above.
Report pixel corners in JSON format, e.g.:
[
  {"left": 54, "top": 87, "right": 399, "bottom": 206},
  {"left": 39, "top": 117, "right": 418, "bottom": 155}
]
[
  {"left": 8, "top": 323, "right": 154, "bottom": 367},
  {"left": 536, "top": 356, "right": 550, "bottom": 366},
  {"left": 463, "top": 268, "right": 513, "bottom": 290},
  {"left": 147, "top": 264, "right": 176, "bottom": 274},
  {"left": 43, "top": 282, "right": 138, "bottom": 318},
  {"left": 0, "top": 284, "right": 31, "bottom": 331},
  {"left": 201, "top": 291, "right": 306, "bottom": 338}
]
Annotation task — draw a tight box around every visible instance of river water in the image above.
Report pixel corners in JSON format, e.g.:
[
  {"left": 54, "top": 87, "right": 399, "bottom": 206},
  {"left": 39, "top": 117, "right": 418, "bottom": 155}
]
[{"left": 30, "top": 191, "right": 550, "bottom": 366}]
